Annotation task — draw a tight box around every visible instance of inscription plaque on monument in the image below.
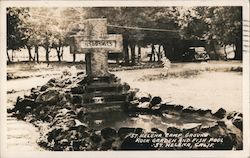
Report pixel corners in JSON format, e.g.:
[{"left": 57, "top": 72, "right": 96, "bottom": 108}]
[{"left": 70, "top": 18, "right": 123, "bottom": 77}]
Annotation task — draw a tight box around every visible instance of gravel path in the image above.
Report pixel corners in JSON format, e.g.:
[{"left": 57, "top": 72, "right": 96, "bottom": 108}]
[{"left": 7, "top": 115, "right": 43, "bottom": 151}]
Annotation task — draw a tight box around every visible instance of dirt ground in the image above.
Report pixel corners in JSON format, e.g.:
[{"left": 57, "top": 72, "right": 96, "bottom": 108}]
[
  {"left": 114, "top": 70, "right": 242, "bottom": 112},
  {"left": 7, "top": 61, "right": 242, "bottom": 112}
]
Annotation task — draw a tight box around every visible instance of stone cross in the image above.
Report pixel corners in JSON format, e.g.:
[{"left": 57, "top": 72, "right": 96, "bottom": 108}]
[{"left": 70, "top": 18, "right": 123, "bottom": 77}]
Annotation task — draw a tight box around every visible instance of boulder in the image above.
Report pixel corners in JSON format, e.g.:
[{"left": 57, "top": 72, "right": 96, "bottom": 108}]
[
  {"left": 90, "top": 133, "right": 102, "bottom": 144},
  {"left": 167, "top": 127, "right": 182, "bottom": 134},
  {"left": 36, "top": 89, "right": 60, "bottom": 105},
  {"left": 118, "top": 127, "right": 135, "bottom": 139},
  {"left": 182, "top": 106, "right": 197, "bottom": 113},
  {"left": 48, "top": 78, "right": 57, "bottom": 83},
  {"left": 227, "top": 112, "right": 242, "bottom": 120},
  {"left": 30, "top": 92, "right": 40, "bottom": 99},
  {"left": 101, "top": 127, "right": 117, "bottom": 140},
  {"left": 150, "top": 96, "right": 162, "bottom": 106},
  {"left": 137, "top": 102, "right": 151, "bottom": 109},
  {"left": 71, "top": 86, "right": 85, "bottom": 94},
  {"left": 40, "top": 85, "right": 49, "bottom": 91},
  {"left": 134, "top": 128, "right": 144, "bottom": 134},
  {"left": 101, "top": 139, "right": 115, "bottom": 150},
  {"left": 15, "top": 97, "right": 38, "bottom": 112},
  {"left": 213, "top": 108, "right": 227, "bottom": 119},
  {"left": 173, "top": 105, "right": 184, "bottom": 111},
  {"left": 232, "top": 118, "right": 242, "bottom": 131},
  {"left": 135, "top": 91, "right": 151, "bottom": 103},
  {"left": 197, "top": 109, "right": 212, "bottom": 116},
  {"left": 64, "top": 79, "right": 72, "bottom": 85},
  {"left": 122, "top": 82, "right": 130, "bottom": 91},
  {"left": 226, "top": 112, "right": 243, "bottom": 131},
  {"left": 77, "top": 71, "right": 84, "bottom": 76}
]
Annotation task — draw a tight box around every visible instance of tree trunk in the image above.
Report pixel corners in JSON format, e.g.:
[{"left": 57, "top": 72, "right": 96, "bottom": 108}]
[
  {"left": 234, "top": 39, "right": 242, "bottom": 60},
  {"left": 35, "top": 46, "right": 39, "bottom": 63},
  {"left": 7, "top": 51, "right": 11, "bottom": 63},
  {"left": 163, "top": 44, "right": 168, "bottom": 58},
  {"left": 130, "top": 43, "right": 136, "bottom": 65},
  {"left": 138, "top": 46, "right": 141, "bottom": 63},
  {"left": 150, "top": 44, "right": 155, "bottom": 62},
  {"left": 223, "top": 45, "right": 228, "bottom": 61},
  {"left": 45, "top": 35, "right": 50, "bottom": 64},
  {"left": 27, "top": 46, "right": 32, "bottom": 62},
  {"left": 61, "top": 47, "right": 64, "bottom": 60},
  {"left": 45, "top": 47, "right": 50, "bottom": 64},
  {"left": 73, "top": 54, "right": 76, "bottom": 63},
  {"left": 123, "top": 39, "right": 129, "bottom": 65},
  {"left": 56, "top": 47, "right": 61, "bottom": 62},
  {"left": 212, "top": 41, "right": 219, "bottom": 60},
  {"left": 12, "top": 50, "right": 14, "bottom": 61},
  {"left": 157, "top": 45, "right": 162, "bottom": 62}
]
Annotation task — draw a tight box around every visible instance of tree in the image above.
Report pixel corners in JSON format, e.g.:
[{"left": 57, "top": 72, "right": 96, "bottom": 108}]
[
  {"left": 7, "top": 8, "right": 27, "bottom": 62},
  {"left": 20, "top": 8, "right": 67, "bottom": 63},
  {"left": 181, "top": 7, "right": 242, "bottom": 60},
  {"left": 208, "top": 7, "right": 242, "bottom": 60}
]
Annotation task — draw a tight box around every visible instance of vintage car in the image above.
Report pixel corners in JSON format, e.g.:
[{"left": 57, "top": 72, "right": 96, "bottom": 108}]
[{"left": 182, "top": 47, "right": 209, "bottom": 62}]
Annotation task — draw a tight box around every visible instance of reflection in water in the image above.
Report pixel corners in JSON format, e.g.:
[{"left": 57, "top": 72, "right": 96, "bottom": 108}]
[{"left": 83, "top": 109, "right": 217, "bottom": 132}]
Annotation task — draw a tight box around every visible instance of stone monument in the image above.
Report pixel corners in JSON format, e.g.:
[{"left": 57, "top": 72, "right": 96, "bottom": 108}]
[
  {"left": 70, "top": 19, "right": 133, "bottom": 120},
  {"left": 70, "top": 18, "right": 122, "bottom": 77}
]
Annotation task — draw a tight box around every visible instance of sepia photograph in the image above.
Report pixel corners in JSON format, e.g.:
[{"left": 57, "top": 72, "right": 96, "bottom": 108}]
[{"left": 1, "top": 0, "right": 249, "bottom": 158}]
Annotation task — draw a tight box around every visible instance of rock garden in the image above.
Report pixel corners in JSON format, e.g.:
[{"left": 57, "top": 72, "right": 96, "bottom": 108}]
[{"left": 8, "top": 71, "right": 243, "bottom": 151}]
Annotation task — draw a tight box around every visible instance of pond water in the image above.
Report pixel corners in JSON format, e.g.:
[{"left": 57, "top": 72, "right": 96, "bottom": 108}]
[{"left": 82, "top": 108, "right": 218, "bottom": 132}]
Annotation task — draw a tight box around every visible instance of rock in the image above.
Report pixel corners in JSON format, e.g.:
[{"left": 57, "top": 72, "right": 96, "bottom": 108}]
[
  {"left": 197, "top": 109, "right": 212, "bottom": 116},
  {"left": 150, "top": 96, "right": 162, "bottom": 106},
  {"left": 15, "top": 98, "right": 37, "bottom": 112},
  {"left": 71, "top": 86, "right": 85, "bottom": 94},
  {"left": 101, "top": 139, "right": 114, "bottom": 150},
  {"left": 167, "top": 127, "right": 182, "bottom": 134},
  {"left": 182, "top": 106, "right": 197, "bottom": 113},
  {"left": 122, "top": 82, "right": 130, "bottom": 91},
  {"left": 137, "top": 102, "right": 151, "bottom": 109},
  {"left": 59, "top": 139, "right": 69, "bottom": 146},
  {"left": 101, "top": 127, "right": 117, "bottom": 140},
  {"left": 160, "top": 104, "right": 175, "bottom": 111},
  {"left": 226, "top": 112, "right": 243, "bottom": 131},
  {"left": 40, "top": 85, "right": 49, "bottom": 91},
  {"left": 31, "top": 87, "right": 39, "bottom": 93},
  {"left": 173, "top": 105, "right": 184, "bottom": 111},
  {"left": 36, "top": 89, "right": 60, "bottom": 105},
  {"left": 151, "top": 128, "right": 165, "bottom": 136},
  {"left": 213, "top": 108, "right": 227, "bottom": 119},
  {"left": 72, "top": 140, "right": 82, "bottom": 150},
  {"left": 48, "top": 78, "right": 57, "bottom": 83},
  {"left": 90, "top": 133, "right": 102, "bottom": 144},
  {"left": 77, "top": 71, "right": 84, "bottom": 76},
  {"left": 47, "top": 82, "right": 56, "bottom": 87},
  {"left": 232, "top": 118, "right": 243, "bottom": 131},
  {"left": 77, "top": 77, "right": 88, "bottom": 85},
  {"left": 30, "top": 92, "right": 40, "bottom": 99},
  {"left": 227, "top": 111, "right": 242, "bottom": 120},
  {"left": 64, "top": 79, "right": 72, "bottom": 85},
  {"left": 118, "top": 127, "right": 135, "bottom": 139},
  {"left": 134, "top": 128, "right": 144, "bottom": 134},
  {"left": 111, "top": 137, "right": 123, "bottom": 150},
  {"left": 47, "top": 128, "right": 63, "bottom": 142},
  {"left": 135, "top": 91, "right": 151, "bottom": 103}
]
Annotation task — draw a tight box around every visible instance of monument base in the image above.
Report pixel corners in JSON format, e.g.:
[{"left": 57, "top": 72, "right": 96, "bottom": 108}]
[{"left": 72, "top": 73, "right": 134, "bottom": 111}]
